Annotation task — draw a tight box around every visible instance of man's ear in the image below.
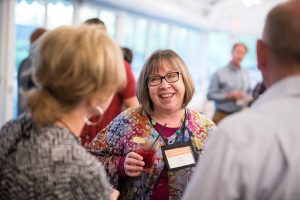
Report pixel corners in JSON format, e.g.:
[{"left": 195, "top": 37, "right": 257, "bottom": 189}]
[{"left": 256, "top": 39, "right": 269, "bottom": 71}]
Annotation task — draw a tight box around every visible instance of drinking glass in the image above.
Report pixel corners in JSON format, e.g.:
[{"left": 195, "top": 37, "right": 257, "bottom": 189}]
[{"left": 135, "top": 137, "right": 158, "bottom": 173}]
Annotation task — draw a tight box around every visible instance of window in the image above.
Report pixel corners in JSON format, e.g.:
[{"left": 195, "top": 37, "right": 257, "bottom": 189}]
[
  {"left": 183, "top": 30, "right": 202, "bottom": 79},
  {"left": 79, "top": 5, "right": 117, "bottom": 38},
  {"left": 208, "top": 32, "right": 231, "bottom": 75},
  {"left": 79, "top": 5, "right": 99, "bottom": 23},
  {"left": 15, "top": 0, "right": 45, "bottom": 69},
  {"left": 16, "top": 0, "right": 45, "bottom": 27},
  {"left": 123, "top": 15, "right": 149, "bottom": 78},
  {"left": 170, "top": 26, "right": 188, "bottom": 56},
  {"left": 123, "top": 16, "right": 135, "bottom": 48},
  {"left": 99, "top": 9, "right": 117, "bottom": 38},
  {"left": 47, "top": 0, "right": 73, "bottom": 29},
  {"left": 14, "top": 0, "right": 74, "bottom": 118},
  {"left": 148, "top": 22, "right": 170, "bottom": 53},
  {"left": 132, "top": 18, "right": 148, "bottom": 77}
]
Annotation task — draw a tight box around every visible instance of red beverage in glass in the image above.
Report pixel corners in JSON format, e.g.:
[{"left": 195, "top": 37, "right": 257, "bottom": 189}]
[{"left": 136, "top": 148, "right": 157, "bottom": 173}]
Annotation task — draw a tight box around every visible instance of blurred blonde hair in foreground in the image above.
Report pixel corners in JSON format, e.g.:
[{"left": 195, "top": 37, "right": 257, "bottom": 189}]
[{"left": 27, "top": 25, "right": 126, "bottom": 126}]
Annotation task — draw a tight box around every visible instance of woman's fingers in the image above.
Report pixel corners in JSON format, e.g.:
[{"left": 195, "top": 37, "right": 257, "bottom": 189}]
[
  {"left": 125, "top": 152, "right": 144, "bottom": 166},
  {"left": 124, "top": 152, "right": 145, "bottom": 177},
  {"left": 125, "top": 157, "right": 145, "bottom": 167},
  {"left": 125, "top": 164, "right": 143, "bottom": 172},
  {"left": 127, "top": 152, "right": 143, "bottom": 160}
]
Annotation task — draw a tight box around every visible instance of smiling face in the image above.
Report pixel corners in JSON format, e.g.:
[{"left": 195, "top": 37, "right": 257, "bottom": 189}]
[
  {"left": 148, "top": 62, "right": 185, "bottom": 115},
  {"left": 137, "top": 49, "right": 194, "bottom": 116}
]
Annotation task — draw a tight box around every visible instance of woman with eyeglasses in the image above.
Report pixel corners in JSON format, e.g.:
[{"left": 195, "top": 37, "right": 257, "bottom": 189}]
[{"left": 87, "top": 49, "right": 215, "bottom": 200}]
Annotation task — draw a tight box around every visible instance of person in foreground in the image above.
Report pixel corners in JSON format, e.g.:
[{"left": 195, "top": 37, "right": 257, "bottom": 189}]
[
  {"left": 183, "top": 1, "right": 300, "bottom": 200},
  {"left": 0, "top": 25, "right": 125, "bottom": 199},
  {"left": 87, "top": 49, "right": 215, "bottom": 200}
]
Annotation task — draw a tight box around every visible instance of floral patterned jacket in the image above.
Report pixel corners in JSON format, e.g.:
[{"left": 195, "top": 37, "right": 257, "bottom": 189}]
[{"left": 87, "top": 107, "right": 215, "bottom": 200}]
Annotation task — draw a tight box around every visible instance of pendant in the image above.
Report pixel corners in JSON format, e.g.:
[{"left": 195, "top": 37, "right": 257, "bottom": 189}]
[{"left": 151, "top": 119, "right": 156, "bottom": 125}]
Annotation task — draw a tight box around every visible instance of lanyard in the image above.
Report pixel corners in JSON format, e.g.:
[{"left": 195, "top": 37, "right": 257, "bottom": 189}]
[
  {"left": 155, "top": 123, "right": 168, "bottom": 144},
  {"left": 149, "top": 109, "right": 189, "bottom": 145}
]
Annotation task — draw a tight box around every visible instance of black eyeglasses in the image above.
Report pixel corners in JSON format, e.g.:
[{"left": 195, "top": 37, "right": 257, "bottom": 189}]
[{"left": 147, "top": 72, "right": 181, "bottom": 86}]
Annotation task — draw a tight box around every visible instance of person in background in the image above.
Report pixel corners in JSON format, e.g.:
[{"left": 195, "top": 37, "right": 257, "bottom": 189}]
[
  {"left": 84, "top": 17, "right": 106, "bottom": 29},
  {"left": 183, "top": 1, "right": 300, "bottom": 199},
  {"left": 122, "top": 47, "right": 133, "bottom": 64},
  {"left": 80, "top": 18, "right": 139, "bottom": 148},
  {"left": 252, "top": 81, "right": 266, "bottom": 102},
  {"left": 207, "top": 42, "right": 252, "bottom": 124},
  {"left": 87, "top": 49, "right": 215, "bottom": 200},
  {"left": 0, "top": 25, "right": 124, "bottom": 200},
  {"left": 17, "top": 27, "right": 47, "bottom": 115}
]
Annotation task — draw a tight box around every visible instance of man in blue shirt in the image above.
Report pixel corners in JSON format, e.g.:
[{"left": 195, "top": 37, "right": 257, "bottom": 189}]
[{"left": 207, "top": 42, "right": 252, "bottom": 124}]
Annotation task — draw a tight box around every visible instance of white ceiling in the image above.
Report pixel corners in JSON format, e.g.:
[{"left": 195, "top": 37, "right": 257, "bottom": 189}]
[{"left": 102, "top": 0, "right": 287, "bottom": 36}]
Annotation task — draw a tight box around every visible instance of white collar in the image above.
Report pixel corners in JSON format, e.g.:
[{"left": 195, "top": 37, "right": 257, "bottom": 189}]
[{"left": 252, "top": 75, "right": 300, "bottom": 108}]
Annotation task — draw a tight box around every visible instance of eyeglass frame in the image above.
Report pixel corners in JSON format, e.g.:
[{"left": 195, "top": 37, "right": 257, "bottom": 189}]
[{"left": 146, "top": 71, "right": 182, "bottom": 86}]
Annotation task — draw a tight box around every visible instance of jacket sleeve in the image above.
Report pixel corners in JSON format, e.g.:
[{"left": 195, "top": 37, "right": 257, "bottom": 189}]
[
  {"left": 190, "top": 112, "right": 216, "bottom": 152},
  {"left": 87, "top": 114, "right": 130, "bottom": 188}
]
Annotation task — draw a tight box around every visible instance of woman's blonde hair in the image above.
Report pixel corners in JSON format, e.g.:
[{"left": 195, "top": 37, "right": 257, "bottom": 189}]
[
  {"left": 27, "top": 25, "right": 126, "bottom": 126},
  {"left": 137, "top": 49, "right": 194, "bottom": 115}
]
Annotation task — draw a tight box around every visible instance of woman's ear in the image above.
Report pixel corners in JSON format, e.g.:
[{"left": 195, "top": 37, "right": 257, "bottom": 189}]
[
  {"left": 86, "top": 93, "right": 98, "bottom": 109},
  {"left": 87, "top": 92, "right": 114, "bottom": 114}
]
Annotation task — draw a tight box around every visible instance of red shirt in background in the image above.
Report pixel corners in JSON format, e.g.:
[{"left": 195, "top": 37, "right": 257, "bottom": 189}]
[{"left": 80, "top": 61, "right": 136, "bottom": 147}]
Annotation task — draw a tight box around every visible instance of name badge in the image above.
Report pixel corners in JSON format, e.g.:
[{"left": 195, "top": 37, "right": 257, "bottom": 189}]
[{"left": 161, "top": 140, "right": 197, "bottom": 171}]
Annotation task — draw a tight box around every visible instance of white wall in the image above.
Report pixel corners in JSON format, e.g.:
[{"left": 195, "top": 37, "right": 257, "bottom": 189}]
[{"left": 0, "top": 0, "right": 15, "bottom": 126}]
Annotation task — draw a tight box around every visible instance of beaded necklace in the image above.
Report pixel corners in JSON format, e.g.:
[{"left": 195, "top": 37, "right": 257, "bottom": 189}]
[
  {"left": 149, "top": 109, "right": 187, "bottom": 142},
  {"left": 150, "top": 118, "right": 183, "bottom": 135}
]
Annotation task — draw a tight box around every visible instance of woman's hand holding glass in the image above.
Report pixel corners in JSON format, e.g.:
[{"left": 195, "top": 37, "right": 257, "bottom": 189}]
[{"left": 124, "top": 152, "right": 145, "bottom": 177}]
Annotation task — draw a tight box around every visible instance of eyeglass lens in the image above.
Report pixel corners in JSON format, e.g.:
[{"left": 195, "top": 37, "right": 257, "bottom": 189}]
[{"left": 148, "top": 72, "right": 180, "bottom": 86}]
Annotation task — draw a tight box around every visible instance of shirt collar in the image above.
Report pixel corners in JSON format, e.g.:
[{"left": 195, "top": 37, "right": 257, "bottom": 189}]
[
  {"left": 252, "top": 75, "right": 300, "bottom": 108},
  {"left": 228, "top": 62, "right": 241, "bottom": 71}
]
